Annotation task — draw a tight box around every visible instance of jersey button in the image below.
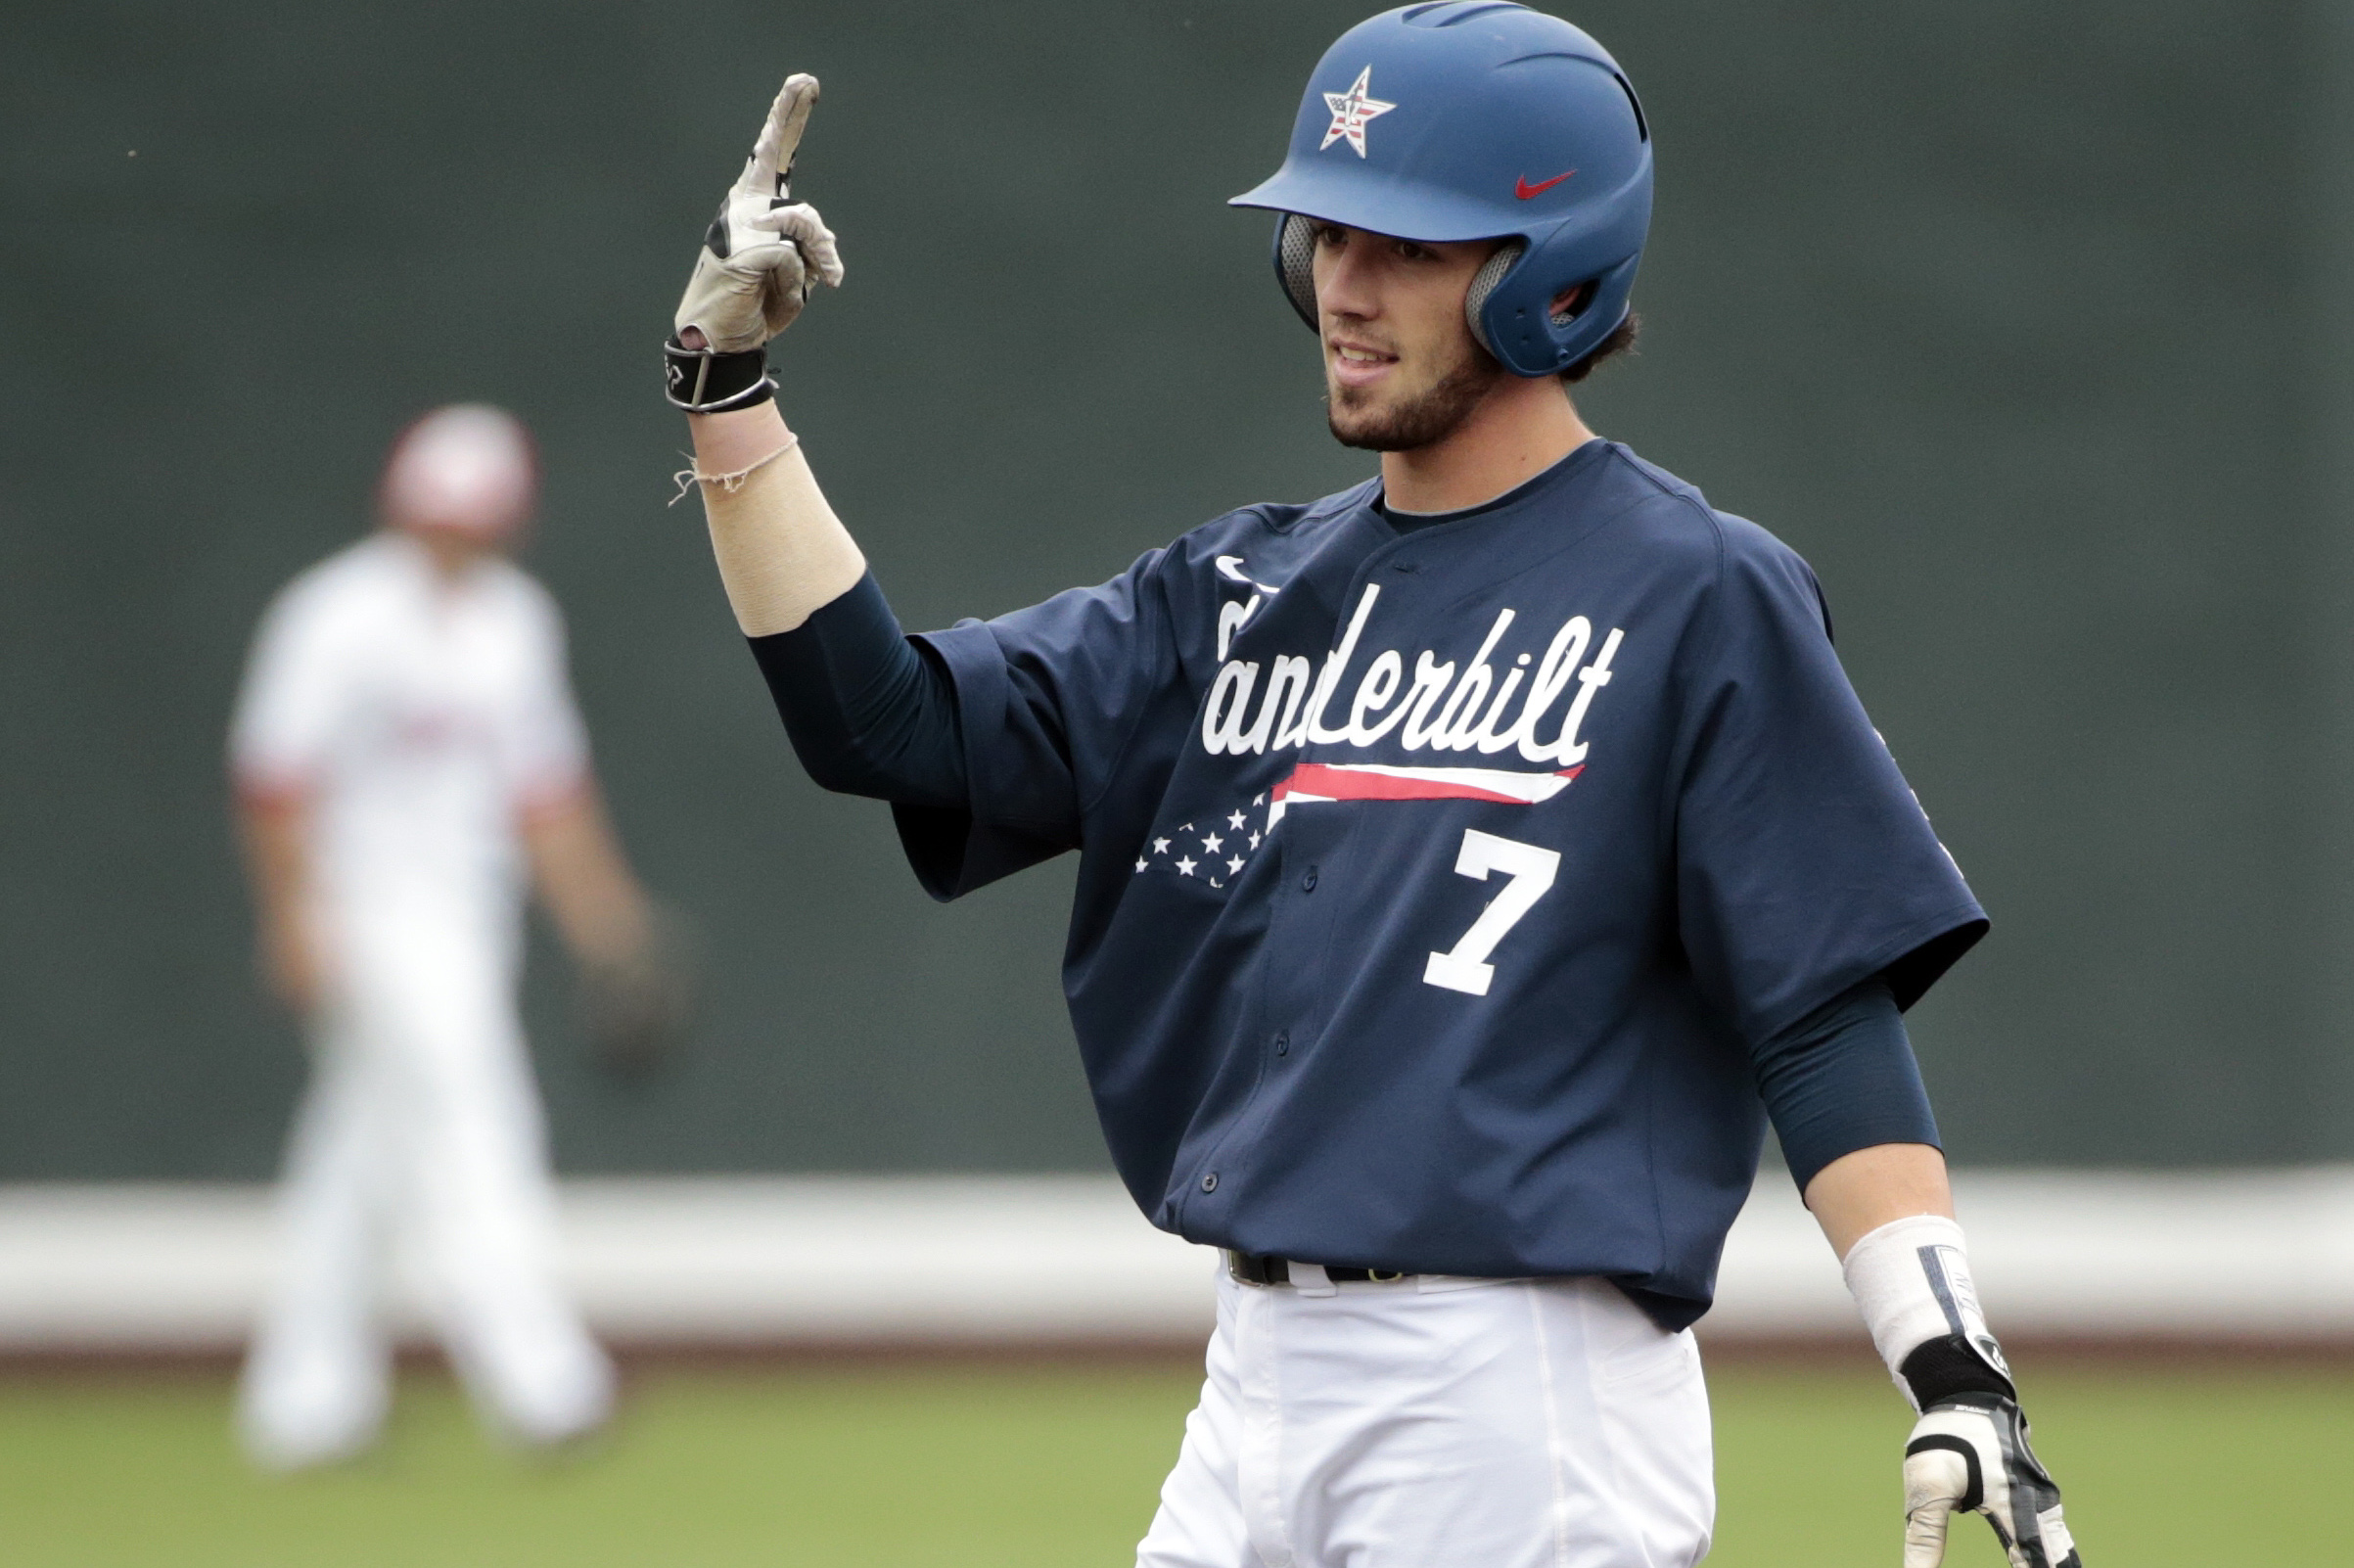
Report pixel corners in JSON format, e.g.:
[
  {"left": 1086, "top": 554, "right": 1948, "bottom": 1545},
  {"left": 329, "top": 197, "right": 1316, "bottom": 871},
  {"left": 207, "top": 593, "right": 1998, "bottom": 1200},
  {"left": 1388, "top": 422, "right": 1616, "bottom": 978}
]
[
  {"left": 1273, "top": 1031, "right": 1290, "bottom": 1056},
  {"left": 1200, "top": 1173, "right": 1220, "bottom": 1193},
  {"left": 1301, "top": 865, "right": 1318, "bottom": 892}
]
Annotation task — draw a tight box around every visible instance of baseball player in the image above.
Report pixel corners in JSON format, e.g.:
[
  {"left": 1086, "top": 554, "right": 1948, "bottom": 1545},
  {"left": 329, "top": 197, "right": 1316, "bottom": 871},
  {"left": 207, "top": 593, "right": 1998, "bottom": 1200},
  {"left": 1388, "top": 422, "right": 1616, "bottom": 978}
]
[
  {"left": 666, "top": 7, "right": 2080, "bottom": 1565},
  {"left": 230, "top": 405, "right": 664, "bottom": 1468}
]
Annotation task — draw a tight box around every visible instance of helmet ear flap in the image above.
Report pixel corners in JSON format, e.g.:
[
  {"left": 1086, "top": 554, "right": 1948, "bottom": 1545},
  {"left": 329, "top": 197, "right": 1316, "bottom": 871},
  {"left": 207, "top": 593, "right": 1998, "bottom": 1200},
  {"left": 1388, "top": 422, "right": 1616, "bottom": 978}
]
[
  {"left": 1276, "top": 226, "right": 1576, "bottom": 368},
  {"left": 1463, "top": 240, "right": 1527, "bottom": 358},
  {"left": 1275, "top": 214, "right": 1320, "bottom": 330}
]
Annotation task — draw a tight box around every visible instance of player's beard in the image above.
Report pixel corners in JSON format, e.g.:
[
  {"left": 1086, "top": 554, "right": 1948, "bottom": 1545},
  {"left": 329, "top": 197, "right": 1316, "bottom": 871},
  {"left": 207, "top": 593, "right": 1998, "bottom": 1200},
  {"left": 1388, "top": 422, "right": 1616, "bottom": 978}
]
[{"left": 1325, "top": 338, "right": 1504, "bottom": 453}]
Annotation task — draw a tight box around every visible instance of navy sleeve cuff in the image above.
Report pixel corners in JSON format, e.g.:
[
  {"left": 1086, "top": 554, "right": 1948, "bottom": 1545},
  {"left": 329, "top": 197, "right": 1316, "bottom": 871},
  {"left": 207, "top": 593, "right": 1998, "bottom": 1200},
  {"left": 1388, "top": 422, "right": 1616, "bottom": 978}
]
[
  {"left": 745, "top": 573, "right": 967, "bottom": 809},
  {"left": 1752, "top": 977, "right": 1941, "bottom": 1191},
  {"left": 893, "top": 621, "right": 1075, "bottom": 900}
]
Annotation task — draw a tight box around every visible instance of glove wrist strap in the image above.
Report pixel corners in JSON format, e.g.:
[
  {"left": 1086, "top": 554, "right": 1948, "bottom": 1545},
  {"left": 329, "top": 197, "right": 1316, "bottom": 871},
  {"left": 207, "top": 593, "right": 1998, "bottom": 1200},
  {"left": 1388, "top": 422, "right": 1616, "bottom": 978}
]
[
  {"left": 664, "top": 337, "right": 775, "bottom": 413},
  {"left": 1842, "top": 1214, "right": 2015, "bottom": 1409}
]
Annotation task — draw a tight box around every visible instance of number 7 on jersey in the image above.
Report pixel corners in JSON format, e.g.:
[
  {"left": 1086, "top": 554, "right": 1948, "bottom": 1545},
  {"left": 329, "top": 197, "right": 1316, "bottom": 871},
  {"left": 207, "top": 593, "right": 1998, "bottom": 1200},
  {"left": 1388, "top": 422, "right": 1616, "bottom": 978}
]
[{"left": 1423, "top": 829, "right": 1561, "bottom": 996}]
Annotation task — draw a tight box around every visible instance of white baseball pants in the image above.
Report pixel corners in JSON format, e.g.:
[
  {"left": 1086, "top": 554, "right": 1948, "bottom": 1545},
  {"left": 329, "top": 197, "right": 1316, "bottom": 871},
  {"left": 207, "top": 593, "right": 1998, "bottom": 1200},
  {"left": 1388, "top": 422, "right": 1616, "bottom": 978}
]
[
  {"left": 1137, "top": 1268, "right": 1714, "bottom": 1568},
  {"left": 237, "top": 917, "right": 612, "bottom": 1469}
]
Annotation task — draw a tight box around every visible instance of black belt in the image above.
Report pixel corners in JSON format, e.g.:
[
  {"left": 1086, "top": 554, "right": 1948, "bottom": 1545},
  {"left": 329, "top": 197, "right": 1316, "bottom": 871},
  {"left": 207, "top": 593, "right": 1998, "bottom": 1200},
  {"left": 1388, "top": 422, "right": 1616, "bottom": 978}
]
[{"left": 1225, "top": 1250, "right": 1410, "bottom": 1286}]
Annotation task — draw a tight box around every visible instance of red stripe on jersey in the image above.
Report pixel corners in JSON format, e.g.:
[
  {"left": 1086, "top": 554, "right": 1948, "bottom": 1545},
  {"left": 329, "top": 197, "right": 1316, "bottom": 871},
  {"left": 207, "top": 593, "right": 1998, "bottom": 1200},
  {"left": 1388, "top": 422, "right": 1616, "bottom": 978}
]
[{"left": 1274, "top": 761, "right": 1583, "bottom": 805}]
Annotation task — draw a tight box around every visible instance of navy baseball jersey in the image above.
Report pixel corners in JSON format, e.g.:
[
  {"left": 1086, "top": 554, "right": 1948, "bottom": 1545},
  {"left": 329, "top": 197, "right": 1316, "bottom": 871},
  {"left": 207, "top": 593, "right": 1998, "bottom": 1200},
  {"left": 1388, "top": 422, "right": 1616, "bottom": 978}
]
[{"left": 898, "top": 438, "right": 1983, "bottom": 1326}]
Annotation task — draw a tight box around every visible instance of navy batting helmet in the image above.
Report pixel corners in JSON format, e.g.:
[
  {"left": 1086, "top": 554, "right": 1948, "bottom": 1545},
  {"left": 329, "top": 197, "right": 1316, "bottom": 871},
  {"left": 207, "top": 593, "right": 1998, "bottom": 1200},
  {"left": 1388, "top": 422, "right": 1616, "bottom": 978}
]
[{"left": 1229, "top": 3, "right": 1652, "bottom": 378}]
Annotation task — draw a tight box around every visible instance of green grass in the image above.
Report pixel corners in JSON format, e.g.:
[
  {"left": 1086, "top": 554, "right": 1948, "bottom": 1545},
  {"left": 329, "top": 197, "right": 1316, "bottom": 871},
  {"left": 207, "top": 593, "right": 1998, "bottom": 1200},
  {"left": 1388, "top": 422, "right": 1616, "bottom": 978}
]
[
  {"left": 0, "top": 1359, "right": 2341, "bottom": 1565},
  {"left": 1708, "top": 1363, "right": 2353, "bottom": 1565}
]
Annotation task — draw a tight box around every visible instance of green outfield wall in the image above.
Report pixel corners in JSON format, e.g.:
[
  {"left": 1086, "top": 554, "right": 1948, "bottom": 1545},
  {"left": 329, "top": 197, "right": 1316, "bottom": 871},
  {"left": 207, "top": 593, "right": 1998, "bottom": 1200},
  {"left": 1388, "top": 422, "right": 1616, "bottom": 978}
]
[{"left": 1, "top": 1, "right": 2338, "bottom": 1176}]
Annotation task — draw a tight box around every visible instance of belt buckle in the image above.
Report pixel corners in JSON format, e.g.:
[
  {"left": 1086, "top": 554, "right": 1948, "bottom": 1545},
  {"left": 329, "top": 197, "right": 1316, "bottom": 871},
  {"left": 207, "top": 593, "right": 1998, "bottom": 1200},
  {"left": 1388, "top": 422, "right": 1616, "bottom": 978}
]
[{"left": 1368, "top": 1268, "right": 1407, "bottom": 1283}]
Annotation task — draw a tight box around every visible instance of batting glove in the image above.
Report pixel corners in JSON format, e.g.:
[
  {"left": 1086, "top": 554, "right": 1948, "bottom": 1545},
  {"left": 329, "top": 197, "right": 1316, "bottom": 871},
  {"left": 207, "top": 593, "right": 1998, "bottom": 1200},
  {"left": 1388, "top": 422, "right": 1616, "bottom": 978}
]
[
  {"left": 1846, "top": 1215, "right": 2085, "bottom": 1568},
  {"left": 666, "top": 73, "right": 846, "bottom": 412},
  {"left": 1903, "top": 1392, "right": 2082, "bottom": 1568}
]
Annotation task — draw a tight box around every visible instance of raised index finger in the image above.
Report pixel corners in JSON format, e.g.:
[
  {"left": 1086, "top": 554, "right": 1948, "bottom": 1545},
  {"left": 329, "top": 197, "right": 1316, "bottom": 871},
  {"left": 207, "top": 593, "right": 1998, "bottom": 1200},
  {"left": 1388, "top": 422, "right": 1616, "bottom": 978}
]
[{"left": 736, "top": 73, "right": 820, "bottom": 201}]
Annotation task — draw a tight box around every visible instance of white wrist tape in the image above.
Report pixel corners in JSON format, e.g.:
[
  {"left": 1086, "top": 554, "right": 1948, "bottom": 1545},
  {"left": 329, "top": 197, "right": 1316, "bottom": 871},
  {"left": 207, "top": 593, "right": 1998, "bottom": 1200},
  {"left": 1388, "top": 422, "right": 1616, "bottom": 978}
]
[{"left": 1841, "top": 1214, "right": 2008, "bottom": 1405}]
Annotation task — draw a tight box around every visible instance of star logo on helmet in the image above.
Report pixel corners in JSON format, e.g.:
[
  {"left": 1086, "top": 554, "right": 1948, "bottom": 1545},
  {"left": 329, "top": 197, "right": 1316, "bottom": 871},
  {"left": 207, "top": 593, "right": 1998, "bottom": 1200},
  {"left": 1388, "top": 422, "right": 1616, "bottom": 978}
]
[{"left": 1319, "top": 67, "right": 1395, "bottom": 159}]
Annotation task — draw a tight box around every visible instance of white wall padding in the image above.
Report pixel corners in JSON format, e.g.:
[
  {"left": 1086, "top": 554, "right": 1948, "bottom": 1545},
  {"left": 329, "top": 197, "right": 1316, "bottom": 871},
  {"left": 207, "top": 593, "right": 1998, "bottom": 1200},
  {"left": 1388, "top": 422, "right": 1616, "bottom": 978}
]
[{"left": 0, "top": 1168, "right": 2348, "bottom": 1352}]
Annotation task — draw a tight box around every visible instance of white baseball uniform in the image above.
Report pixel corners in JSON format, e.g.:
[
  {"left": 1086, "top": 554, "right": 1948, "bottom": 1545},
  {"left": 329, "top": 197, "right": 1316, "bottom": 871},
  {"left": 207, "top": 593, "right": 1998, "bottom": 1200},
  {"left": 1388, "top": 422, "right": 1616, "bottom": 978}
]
[{"left": 229, "top": 529, "right": 612, "bottom": 1467}]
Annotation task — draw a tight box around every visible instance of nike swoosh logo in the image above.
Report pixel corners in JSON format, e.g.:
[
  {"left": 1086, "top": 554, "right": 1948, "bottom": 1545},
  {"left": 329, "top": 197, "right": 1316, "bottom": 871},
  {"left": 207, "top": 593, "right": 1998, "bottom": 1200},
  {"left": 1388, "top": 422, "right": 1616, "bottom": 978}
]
[
  {"left": 1514, "top": 169, "right": 1576, "bottom": 200},
  {"left": 1215, "top": 554, "right": 1281, "bottom": 595}
]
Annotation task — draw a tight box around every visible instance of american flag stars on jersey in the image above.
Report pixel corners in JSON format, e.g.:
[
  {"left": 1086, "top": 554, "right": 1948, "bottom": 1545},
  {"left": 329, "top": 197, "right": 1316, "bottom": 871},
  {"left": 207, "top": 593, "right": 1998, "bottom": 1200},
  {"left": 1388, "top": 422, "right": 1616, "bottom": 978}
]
[
  {"left": 1131, "top": 759, "right": 1581, "bottom": 888},
  {"left": 1135, "top": 796, "right": 1273, "bottom": 889}
]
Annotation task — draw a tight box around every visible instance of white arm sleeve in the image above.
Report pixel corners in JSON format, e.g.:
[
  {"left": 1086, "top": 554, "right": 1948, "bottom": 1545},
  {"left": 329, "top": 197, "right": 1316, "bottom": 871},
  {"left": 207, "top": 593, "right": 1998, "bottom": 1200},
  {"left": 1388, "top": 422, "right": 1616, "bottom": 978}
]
[
  {"left": 500, "top": 583, "right": 591, "bottom": 810},
  {"left": 229, "top": 584, "right": 346, "bottom": 798}
]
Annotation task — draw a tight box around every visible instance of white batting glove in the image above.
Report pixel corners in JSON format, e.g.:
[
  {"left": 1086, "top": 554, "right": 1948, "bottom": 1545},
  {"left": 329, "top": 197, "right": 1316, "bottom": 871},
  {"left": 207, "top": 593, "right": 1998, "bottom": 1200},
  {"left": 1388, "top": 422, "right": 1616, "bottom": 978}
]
[
  {"left": 666, "top": 73, "right": 845, "bottom": 410},
  {"left": 1845, "top": 1216, "right": 2085, "bottom": 1568},
  {"left": 1904, "top": 1394, "right": 2081, "bottom": 1567}
]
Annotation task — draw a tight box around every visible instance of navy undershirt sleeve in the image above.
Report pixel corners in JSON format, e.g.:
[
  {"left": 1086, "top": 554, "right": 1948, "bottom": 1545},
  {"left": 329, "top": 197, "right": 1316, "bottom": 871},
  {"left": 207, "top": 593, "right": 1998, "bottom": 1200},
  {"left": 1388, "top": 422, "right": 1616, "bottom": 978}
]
[
  {"left": 745, "top": 572, "right": 969, "bottom": 810},
  {"left": 1752, "top": 976, "right": 1941, "bottom": 1191}
]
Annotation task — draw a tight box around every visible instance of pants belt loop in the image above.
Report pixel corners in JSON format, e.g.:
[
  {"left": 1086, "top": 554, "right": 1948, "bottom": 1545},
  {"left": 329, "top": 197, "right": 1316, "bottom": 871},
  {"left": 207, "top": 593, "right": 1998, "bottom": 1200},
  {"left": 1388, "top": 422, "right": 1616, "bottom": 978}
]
[{"left": 1287, "top": 1261, "right": 1336, "bottom": 1297}]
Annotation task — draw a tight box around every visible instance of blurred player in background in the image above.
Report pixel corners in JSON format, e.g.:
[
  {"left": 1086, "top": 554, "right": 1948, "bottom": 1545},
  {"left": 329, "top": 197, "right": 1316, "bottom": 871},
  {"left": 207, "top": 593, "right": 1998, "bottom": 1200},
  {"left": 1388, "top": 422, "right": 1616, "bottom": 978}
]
[{"left": 228, "top": 404, "right": 683, "bottom": 1469}]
